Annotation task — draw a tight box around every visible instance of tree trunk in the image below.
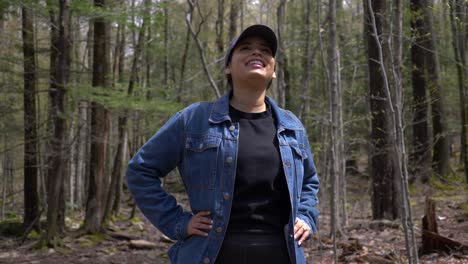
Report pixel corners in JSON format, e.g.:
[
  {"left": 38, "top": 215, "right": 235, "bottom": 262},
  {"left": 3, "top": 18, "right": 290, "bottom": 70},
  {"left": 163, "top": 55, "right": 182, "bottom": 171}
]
[
  {"left": 22, "top": 1, "right": 39, "bottom": 231},
  {"left": 112, "top": 23, "right": 122, "bottom": 88},
  {"left": 1, "top": 136, "right": 8, "bottom": 221},
  {"left": 46, "top": 0, "right": 70, "bottom": 246},
  {"left": 163, "top": 1, "right": 169, "bottom": 87},
  {"left": 364, "top": 0, "right": 400, "bottom": 220},
  {"left": 449, "top": 0, "right": 468, "bottom": 182},
  {"left": 69, "top": 111, "right": 77, "bottom": 208},
  {"left": 298, "top": 0, "right": 313, "bottom": 121},
  {"left": 277, "top": 0, "right": 286, "bottom": 108},
  {"left": 85, "top": 0, "right": 111, "bottom": 233},
  {"left": 76, "top": 100, "right": 88, "bottom": 207},
  {"left": 185, "top": 0, "right": 221, "bottom": 98},
  {"left": 328, "top": 1, "right": 342, "bottom": 261},
  {"left": 176, "top": 14, "right": 192, "bottom": 103},
  {"left": 423, "top": 0, "right": 451, "bottom": 176},
  {"left": 216, "top": 0, "right": 224, "bottom": 55},
  {"left": 146, "top": 21, "right": 152, "bottom": 89},
  {"left": 410, "top": 0, "right": 431, "bottom": 183},
  {"left": 229, "top": 0, "right": 238, "bottom": 41},
  {"left": 103, "top": 0, "right": 148, "bottom": 225},
  {"left": 215, "top": 0, "right": 226, "bottom": 93}
]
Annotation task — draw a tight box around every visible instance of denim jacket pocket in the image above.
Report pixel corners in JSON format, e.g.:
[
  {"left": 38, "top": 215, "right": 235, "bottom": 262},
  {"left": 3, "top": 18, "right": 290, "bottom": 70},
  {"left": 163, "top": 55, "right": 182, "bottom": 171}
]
[
  {"left": 288, "top": 140, "right": 307, "bottom": 199},
  {"left": 288, "top": 141, "right": 307, "bottom": 161},
  {"left": 184, "top": 135, "right": 221, "bottom": 190}
]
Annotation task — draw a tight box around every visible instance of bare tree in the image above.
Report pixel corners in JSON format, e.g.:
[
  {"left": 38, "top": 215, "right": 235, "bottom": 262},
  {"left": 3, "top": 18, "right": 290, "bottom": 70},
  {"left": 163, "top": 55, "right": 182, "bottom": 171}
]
[
  {"left": 163, "top": 0, "right": 169, "bottom": 87},
  {"left": 366, "top": 0, "right": 419, "bottom": 262},
  {"left": 185, "top": 0, "right": 221, "bottom": 98},
  {"left": 177, "top": 13, "right": 192, "bottom": 103},
  {"left": 229, "top": 0, "right": 238, "bottom": 41},
  {"left": 423, "top": 1, "right": 451, "bottom": 176},
  {"left": 22, "top": 0, "right": 39, "bottom": 231},
  {"left": 103, "top": 0, "right": 150, "bottom": 226},
  {"left": 75, "top": 100, "right": 88, "bottom": 207},
  {"left": 410, "top": 0, "right": 431, "bottom": 183},
  {"left": 84, "top": 0, "right": 111, "bottom": 233},
  {"left": 328, "top": 2, "right": 340, "bottom": 262},
  {"left": 363, "top": 0, "right": 401, "bottom": 220},
  {"left": 46, "top": 0, "right": 70, "bottom": 246},
  {"left": 298, "top": 0, "right": 314, "bottom": 121},
  {"left": 276, "top": 0, "right": 287, "bottom": 108},
  {"left": 448, "top": 0, "right": 468, "bottom": 181}
]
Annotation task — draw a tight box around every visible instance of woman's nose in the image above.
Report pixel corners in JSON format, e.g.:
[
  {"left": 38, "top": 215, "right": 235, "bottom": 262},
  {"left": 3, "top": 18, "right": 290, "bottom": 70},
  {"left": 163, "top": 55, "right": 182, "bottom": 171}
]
[{"left": 251, "top": 47, "right": 261, "bottom": 55}]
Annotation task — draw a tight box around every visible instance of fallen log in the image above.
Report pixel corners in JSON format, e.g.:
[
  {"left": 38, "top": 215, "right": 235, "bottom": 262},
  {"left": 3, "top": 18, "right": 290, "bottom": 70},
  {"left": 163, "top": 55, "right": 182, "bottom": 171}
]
[
  {"left": 129, "top": 239, "right": 158, "bottom": 249},
  {"left": 420, "top": 197, "right": 468, "bottom": 255}
]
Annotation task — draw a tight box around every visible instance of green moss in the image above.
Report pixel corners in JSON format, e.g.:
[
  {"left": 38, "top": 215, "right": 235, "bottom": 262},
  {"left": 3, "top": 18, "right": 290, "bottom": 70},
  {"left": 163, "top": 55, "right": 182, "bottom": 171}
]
[
  {"left": 29, "top": 229, "right": 40, "bottom": 239},
  {"left": 79, "top": 233, "right": 107, "bottom": 247},
  {"left": 129, "top": 216, "right": 141, "bottom": 223},
  {"left": 87, "top": 232, "right": 106, "bottom": 243},
  {"left": 0, "top": 220, "right": 23, "bottom": 237},
  {"left": 408, "top": 182, "right": 421, "bottom": 195},
  {"left": 458, "top": 203, "right": 468, "bottom": 214}
]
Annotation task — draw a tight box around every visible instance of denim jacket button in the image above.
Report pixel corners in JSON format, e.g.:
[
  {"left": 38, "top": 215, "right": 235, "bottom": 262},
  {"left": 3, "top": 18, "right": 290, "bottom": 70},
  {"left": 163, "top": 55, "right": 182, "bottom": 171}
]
[
  {"left": 203, "top": 257, "right": 210, "bottom": 264},
  {"left": 229, "top": 125, "right": 235, "bottom": 131},
  {"left": 226, "top": 157, "right": 233, "bottom": 164},
  {"left": 216, "top": 227, "right": 223, "bottom": 233},
  {"left": 223, "top": 192, "right": 230, "bottom": 200}
]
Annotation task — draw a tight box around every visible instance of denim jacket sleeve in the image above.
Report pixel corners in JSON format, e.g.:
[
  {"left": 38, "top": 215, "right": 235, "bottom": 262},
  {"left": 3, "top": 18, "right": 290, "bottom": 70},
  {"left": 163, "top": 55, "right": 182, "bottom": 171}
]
[
  {"left": 126, "top": 111, "right": 192, "bottom": 241},
  {"left": 297, "top": 129, "right": 320, "bottom": 234}
]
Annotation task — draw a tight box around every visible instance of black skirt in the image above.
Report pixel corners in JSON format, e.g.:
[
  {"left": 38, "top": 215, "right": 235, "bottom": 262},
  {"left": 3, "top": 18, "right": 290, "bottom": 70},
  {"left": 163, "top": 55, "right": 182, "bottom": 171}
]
[{"left": 215, "top": 231, "right": 292, "bottom": 264}]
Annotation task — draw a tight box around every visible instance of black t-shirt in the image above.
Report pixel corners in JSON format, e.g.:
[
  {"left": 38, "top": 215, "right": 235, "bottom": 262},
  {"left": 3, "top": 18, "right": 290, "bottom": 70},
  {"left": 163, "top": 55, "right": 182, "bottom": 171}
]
[{"left": 227, "top": 103, "right": 291, "bottom": 233}]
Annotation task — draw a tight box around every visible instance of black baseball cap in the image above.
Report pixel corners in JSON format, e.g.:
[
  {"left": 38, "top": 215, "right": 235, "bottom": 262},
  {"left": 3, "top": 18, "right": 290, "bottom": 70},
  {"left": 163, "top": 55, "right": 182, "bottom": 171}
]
[{"left": 224, "top": 24, "right": 278, "bottom": 67}]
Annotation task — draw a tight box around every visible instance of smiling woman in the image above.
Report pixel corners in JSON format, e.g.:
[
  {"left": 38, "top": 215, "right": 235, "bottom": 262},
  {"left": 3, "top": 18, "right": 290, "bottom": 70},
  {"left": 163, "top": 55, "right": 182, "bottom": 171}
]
[{"left": 126, "top": 24, "right": 320, "bottom": 264}]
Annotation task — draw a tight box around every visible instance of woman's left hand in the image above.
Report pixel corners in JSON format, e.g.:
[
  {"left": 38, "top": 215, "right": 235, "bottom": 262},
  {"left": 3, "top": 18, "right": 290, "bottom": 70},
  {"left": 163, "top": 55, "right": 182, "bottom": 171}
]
[{"left": 294, "top": 217, "right": 311, "bottom": 246}]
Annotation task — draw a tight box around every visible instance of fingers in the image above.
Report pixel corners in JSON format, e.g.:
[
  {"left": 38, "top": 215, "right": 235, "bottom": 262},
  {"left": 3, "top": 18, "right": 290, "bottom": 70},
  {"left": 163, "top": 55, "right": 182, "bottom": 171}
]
[
  {"left": 294, "top": 218, "right": 311, "bottom": 246},
  {"left": 187, "top": 211, "right": 213, "bottom": 237}
]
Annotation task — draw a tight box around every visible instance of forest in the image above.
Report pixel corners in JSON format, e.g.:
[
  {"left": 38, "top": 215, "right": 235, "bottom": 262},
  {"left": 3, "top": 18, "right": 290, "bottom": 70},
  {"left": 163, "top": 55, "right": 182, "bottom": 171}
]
[{"left": 0, "top": 0, "right": 467, "bottom": 263}]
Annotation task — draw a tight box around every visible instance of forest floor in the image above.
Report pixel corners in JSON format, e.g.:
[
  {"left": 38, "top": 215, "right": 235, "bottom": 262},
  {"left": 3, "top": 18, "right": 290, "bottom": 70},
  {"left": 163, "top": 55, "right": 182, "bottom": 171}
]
[{"left": 0, "top": 173, "right": 467, "bottom": 264}]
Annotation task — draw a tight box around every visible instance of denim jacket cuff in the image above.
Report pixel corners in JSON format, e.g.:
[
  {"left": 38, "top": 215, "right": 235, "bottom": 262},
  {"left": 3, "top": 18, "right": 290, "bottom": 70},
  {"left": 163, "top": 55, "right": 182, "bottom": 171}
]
[{"left": 174, "top": 212, "right": 193, "bottom": 240}]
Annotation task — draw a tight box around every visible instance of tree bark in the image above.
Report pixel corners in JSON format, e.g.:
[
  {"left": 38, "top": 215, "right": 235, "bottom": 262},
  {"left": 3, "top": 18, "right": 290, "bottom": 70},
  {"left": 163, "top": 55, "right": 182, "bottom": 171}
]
[
  {"left": 298, "top": 0, "right": 313, "bottom": 121},
  {"left": 328, "top": 2, "right": 342, "bottom": 261},
  {"left": 46, "top": 0, "right": 70, "bottom": 246},
  {"left": 367, "top": 0, "right": 419, "bottom": 261},
  {"left": 410, "top": 0, "right": 431, "bottom": 183},
  {"left": 69, "top": 111, "right": 77, "bottom": 208},
  {"left": 22, "top": 1, "right": 39, "bottom": 230},
  {"left": 163, "top": 0, "right": 169, "bottom": 87},
  {"left": 363, "top": 0, "right": 400, "bottom": 220},
  {"left": 176, "top": 17, "right": 191, "bottom": 103},
  {"left": 185, "top": 0, "right": 221, "bottom": 98},
  {"left": 422, "top": 0, "right": 451, "bottom": 176},
  {"left": 76, "top": 100, "right": 88, "bottom": 207},
  {"left": 216, "top": 0, "right": 224, "bottom": 55},
  {"left": 277, "top": 0, "right": 287, "bottom": 108},
  {"left": 85, "top": 0, "right": 111, "bottom": 233},
  {"left": 449, "top": 0, "right": 468, "bottom": 182},
  {"left": 229, "top": 0, "right": 238, "bottom": 41},
  {"left": 103, "top": 0, "right": 149, "bottom": 226}
]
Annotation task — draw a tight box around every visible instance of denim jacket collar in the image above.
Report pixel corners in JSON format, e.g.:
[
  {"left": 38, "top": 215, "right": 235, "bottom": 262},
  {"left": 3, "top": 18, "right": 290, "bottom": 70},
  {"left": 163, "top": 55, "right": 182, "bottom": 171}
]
[{"left": 208, "top": 91, "right": 303, "bottom": 131}]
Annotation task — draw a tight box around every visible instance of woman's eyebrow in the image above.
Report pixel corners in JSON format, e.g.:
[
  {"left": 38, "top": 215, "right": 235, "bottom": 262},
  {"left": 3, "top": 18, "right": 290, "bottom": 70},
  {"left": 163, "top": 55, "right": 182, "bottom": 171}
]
[{"left": 238, "top": 41, "right": 270, "bottom": 48}]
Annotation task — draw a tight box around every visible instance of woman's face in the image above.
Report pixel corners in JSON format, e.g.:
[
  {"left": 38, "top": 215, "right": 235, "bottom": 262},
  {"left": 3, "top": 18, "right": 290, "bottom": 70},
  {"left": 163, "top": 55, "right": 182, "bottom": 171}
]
[{"left": 227, "top": 36, "right": 276, "bottom": 87}]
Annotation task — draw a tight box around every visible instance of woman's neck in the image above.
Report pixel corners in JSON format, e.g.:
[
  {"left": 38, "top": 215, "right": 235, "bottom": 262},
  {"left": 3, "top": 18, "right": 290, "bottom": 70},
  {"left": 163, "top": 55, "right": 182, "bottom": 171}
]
[{"left": 230, "top": 86, "right": 267, "bottom": 113}]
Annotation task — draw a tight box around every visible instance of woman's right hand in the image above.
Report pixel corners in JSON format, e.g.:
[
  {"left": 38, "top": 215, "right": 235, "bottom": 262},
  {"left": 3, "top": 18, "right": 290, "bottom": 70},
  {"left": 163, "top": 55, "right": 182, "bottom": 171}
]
[{"left": 187, "top": 211, "right": 213, "bottom": 237}]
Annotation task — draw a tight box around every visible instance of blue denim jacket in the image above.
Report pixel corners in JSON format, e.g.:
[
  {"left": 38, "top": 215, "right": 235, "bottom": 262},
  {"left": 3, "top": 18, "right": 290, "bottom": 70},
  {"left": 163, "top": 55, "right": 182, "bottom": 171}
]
[{"left": 126, "top": 93, "right": 320, "bottom": 264}]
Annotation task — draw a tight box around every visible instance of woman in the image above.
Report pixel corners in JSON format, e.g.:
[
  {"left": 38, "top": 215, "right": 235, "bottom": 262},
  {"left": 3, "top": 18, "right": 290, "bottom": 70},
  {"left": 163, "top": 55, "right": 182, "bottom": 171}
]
[{"left": 126, "top": 24, "right": 320, "bottom": 264}]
